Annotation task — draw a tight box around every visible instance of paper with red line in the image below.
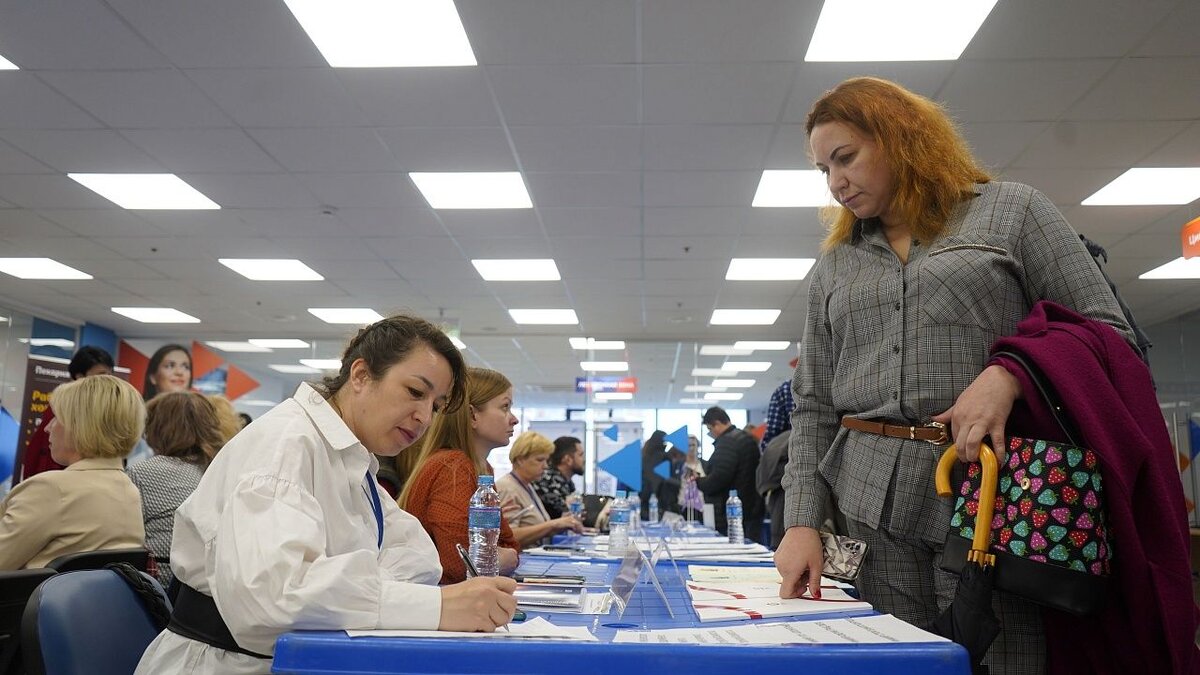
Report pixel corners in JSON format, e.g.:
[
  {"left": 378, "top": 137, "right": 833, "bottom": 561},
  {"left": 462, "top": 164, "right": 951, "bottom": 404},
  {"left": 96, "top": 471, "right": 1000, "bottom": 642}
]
[{"left": 692, "top": 587, "right": 872, "bottom": 623}]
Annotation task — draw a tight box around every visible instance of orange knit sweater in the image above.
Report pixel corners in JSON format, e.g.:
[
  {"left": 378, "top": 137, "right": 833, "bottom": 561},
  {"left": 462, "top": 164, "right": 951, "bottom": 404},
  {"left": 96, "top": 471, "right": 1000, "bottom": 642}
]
[{"left": 403, "top": 448, "right": 519, "bottom": 584}]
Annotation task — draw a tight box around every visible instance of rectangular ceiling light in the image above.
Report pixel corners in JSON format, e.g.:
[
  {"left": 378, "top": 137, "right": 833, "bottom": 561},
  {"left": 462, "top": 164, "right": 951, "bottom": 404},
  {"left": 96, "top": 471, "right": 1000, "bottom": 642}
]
[
  {"left": 734, "top": 341, "right": 792, "bottom": 351},
  {"left": 0, "top": 53, "right": 18, "bottom": 70},
  {"left": 569, "top": 337, "right": 625, "bottom": 350},
  {"left": 308, "top": 308, "right": 385, "bottom": 324},
  {"left": 283, "top": 0, "right": 476, "bottom": 67},
  {"left": 509, "top": 309, "right": 579, "bottom": 325},
  {"left": 220, "top": 258, "right": 323, "bottom": 281},
  {"left": 712, "top": 379, "right": 757, "bottom": 388},
  {"left": 721, "top": 361, "right": 772, "bottom": 372},
  {"left": 250, "top": 339, "right": 310, "bottom": 349},
  {"left": 1081, "top": 168, "right": 1200, "bottom": 206},
  {"left": 300, "top": 358, "right": 343, "bottom": 370},
  {"left": 580, "top": 361, "right": 628, "bottom": 372},
  {"left": 726, "top": 258, "right": 817, "bottom": 281},
  {"left": 710, "top": 309, "right": 781, "bottom": 325},
  {"left": 1139, "top": 257, "right": 1200, "bottom": 279},
  {"left": 704, "top": 392, "right": 744, "bottom": 401},
  {"left": 111, "top": 307, "right": 200, "bottom": 323},
  {"left": 679, "top": 397, "right": 712, "bottom": 404},
  {"left": 472, "top": 259, "right": 561, "bottom": 281},
  {"left": 410, "top": 172, "right": 532, "bottom": 209},
  {"left": 448, "top": 335, "right": 467, "bottom": 350},
  {"left": 594, "top": 392, "right": 634, "bottom": 401},
  {"left": 691, "top": 368, "right": 737, "bottom": 378},
  {"left": 20, "top": 338, "right": 76, "bottom": 349},
  {"left": 206, "top": 341, "right": 273, "bottom": 353},
  {"left": 68, "top": 173, "right": 219, "bottom": 210},
  {"left": 699, "top": 345, "right": 754, "bottom": 356},
  {"left": 684, "top": 385, "right": 727, "bottom": 393},
  {"left": 806, "top": 0, "right": 998, "bottom": 62},
  {"left": 0, "top": 258, "right": 92, "bottom": 280},
  {"left": 270, "top": 364, "right": 322, "bottom": 374},
  {"left": 752, "top": 170, "right": 832, "bottom": 207}
]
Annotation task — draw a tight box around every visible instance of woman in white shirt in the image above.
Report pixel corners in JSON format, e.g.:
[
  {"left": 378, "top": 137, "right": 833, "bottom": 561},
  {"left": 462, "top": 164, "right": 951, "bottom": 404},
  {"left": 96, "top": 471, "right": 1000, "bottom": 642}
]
[
  {"left": 496, "top": 431, "right": 582, "bottom": 547},
  {"left": 136, "top": 315, "right": 518, "bottom": 675}
]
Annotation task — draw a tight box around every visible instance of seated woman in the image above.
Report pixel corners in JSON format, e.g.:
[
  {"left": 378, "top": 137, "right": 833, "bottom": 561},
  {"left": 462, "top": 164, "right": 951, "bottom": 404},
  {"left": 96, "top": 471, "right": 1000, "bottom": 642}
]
[
  {"left": 496, "top": 431, "right": 581, "bottom": 547},
  {"left": 399, "top": 367, "right": 522, "bottom": 583},
  {"left": 18, "top": 345, "right": 114, "bottom": 482},
  {"left": 127, "top": 391, "right": 225, "bottom": 588},
  {"left": 0, "top": 374, "right": 145, "bottom": 569},
  {"left": 136, "top": 315, "right": 516, "bottom": 674}
]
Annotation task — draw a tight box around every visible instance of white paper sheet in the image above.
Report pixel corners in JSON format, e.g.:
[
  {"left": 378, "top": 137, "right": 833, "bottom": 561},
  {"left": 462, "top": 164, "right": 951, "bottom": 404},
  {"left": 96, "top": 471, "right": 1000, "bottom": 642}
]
[
  {"left": 692, "top": 587, "right": 872, "bottom": 623},
  {"left": 611, "top": 614, "right": 949, "bottom": 645},
  {"left": 346, "top": 617, "right": 597, "bottom": 641}
]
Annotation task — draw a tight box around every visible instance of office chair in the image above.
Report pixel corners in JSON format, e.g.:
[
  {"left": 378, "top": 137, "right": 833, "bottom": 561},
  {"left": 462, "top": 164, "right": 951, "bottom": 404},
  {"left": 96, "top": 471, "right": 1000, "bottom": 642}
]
[
  {"left": 45, "top": 548, "right": 149, "bottom": 573},
  {"left": 22, "top": 566, "right": 171, "bottom": 675},
  {"left": 0, "top": 569, "right": 57, "bottom": 675}
]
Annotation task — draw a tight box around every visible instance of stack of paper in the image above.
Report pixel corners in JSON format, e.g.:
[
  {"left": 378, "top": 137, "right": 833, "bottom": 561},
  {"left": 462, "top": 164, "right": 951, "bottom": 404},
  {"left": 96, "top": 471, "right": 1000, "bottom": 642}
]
[
  {"left": 347, "top": 617, "right": 597, "bottom": 641},
  {"left": 684, "top": 565, "right": 870, "bottom": 623},
  {"left": 612, "top": 614, "right": 948, "bottom": 645}
]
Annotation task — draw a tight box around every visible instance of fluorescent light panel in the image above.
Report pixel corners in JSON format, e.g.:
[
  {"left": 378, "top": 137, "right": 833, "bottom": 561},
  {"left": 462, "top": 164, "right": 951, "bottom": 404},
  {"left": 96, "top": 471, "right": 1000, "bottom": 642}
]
[
  {"left": 594, "top": 392, "right": 633, "bottom": 401},
  {"left": 410, "top": 172, "right": 532, "bottom": 209},
  {"left": 569, "top": 338, "right": 625, "bottom": 350},
  {"left": 219, "top": 258, "right": 323, "bottom": 281},
  {"left": 806, "top": 0, "right": 999, "bottom": 62},
  {"left": 111, "top": 307, "right": 200, "bottom": 323},
  {"left": 726, "top": 258, "right": 816, "bottom": 281},
  {"left": 249, "top": 339, "right": 310, "bottom": 349},
  {"left": 705, "top": 392, "right": 744, "bottom": 401},
  {"left": 20, "top": 338, "right": 76, "bottom": 349},
  {"left": 1139, "top": 258, "right": 1200, "bottom": 280},
  {"left": 734, "top": 341, "right": 792, "bottom": 351},
  {"left": 509, "top": 309, "right": 578, "bottom": 325},
  {"left": 270, "top": 364, "right": 322, "bottom": 374},
  {"left": 282, "top": 0, "right": 476, "bottom": 67},
  {"left": 449, "top": 335, "right": 467, "bottom": 350},
  {"left": 1081, "top": 168, "right": 1200, "bottom": 206},
  {"left": 712, "top": 379, "right": 756, "bottom": 388},
  {"left": 752, "top": 170, "right": 832, "bottom": 207},
  {"left": 691, "top": 368, "right": 737, "bottom": 378},
  {"left": 206, "top": 341, "right": 273, "bottom": 353},
  {"left": 300, "top": 359, "right": 343, "bottom": 370},
  {"left": 0, "top": 53, "right": 17, "bottom": 70},
  {"left": 721, "top": 361, "right": 772, "bottom": 373},
  {"left": 699, "top": 345, "right": 754, "bottom": 356},
  {"left": 580, "top": 361, "right": 628, "bottom": 372},
  {"left": 471, "top": 259, "right": 560, "bottom": 281},
  {"left": 684, "top": 385, "right": 727, "bottom": 393},
  {"left": 0, "top": 258, "right": 92, "bottom": 280},
  {"left": 308, "top": 308, "right": 384, "bottom": 324},
  {"left": 68, "top": 173, "right": 219, "bottom": 210},
  {"left": 710, "top": 309, "right": 781, "bottom": 325},
  {"left": 679, "top": 398, "right": 711, "bottom": 404}
]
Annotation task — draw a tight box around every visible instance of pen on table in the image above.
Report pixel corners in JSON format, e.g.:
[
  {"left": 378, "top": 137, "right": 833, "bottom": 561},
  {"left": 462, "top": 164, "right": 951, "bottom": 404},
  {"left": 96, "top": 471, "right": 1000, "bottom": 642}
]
[{"left": 455, "top": 542, "right": 481, "bottom": 579}]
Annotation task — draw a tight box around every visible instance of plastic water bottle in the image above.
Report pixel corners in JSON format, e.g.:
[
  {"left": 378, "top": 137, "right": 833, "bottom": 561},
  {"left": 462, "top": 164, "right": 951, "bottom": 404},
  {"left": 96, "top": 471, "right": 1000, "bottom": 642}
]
[
  {"left": 628, "top": 492, "right": 641, "bottom": 532},
  {"left": 726, "top": 489, "right": 744, "bottom": 545},
  {"left": 467, "top": 475, "right": 501, "bottom": 576},
  {"left": 566, "top": 493, "right": 583, "bottom": 521},
  {"left": 608, "top": 492, "right": 630, "bottom": 555},
  {"left": 648, "top": 494, "right": 659, "bottom": 523}
]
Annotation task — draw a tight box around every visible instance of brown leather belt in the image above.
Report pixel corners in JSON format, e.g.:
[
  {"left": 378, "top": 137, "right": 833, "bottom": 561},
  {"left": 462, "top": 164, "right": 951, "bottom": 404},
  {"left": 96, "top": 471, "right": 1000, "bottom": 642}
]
[{"left": 841, "top": 417, "right": 949, "bottom": 445}]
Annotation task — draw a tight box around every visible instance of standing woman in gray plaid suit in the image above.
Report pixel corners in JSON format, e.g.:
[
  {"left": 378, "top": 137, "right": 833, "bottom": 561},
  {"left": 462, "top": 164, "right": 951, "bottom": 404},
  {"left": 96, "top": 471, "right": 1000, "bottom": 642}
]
[{"left": 773, "top": 77, "right": 1132, "bottom": 675}]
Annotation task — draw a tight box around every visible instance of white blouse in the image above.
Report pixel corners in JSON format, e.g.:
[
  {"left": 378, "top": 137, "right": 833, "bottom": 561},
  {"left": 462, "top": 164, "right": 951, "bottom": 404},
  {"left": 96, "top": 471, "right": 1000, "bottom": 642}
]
[{"left": 136, "top": 383, "right": 443, "bottom": 675}]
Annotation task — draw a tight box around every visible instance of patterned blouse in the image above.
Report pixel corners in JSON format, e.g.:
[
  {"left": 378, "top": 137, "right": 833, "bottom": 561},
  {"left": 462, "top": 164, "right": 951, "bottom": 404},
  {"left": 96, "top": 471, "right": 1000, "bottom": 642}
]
[
  {"left": 126, "top": 454, "right": 205, "bottom": 588},
  {"left": 532, "top": 466, "right": 575, "bottom": 519}
]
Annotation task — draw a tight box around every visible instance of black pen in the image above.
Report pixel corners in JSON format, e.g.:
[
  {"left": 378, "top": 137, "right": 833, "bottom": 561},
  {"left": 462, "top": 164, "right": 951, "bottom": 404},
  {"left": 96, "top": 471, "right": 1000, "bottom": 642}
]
[{"left": 455, "top": 542, "right": 481, "bottom": 578}]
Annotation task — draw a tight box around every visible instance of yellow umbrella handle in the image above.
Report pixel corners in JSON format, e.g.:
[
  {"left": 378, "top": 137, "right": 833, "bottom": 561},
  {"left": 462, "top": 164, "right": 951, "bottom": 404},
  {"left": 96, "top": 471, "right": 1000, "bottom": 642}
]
[{"left": 936, "top": 443, "right": 998, "bottom": 566}]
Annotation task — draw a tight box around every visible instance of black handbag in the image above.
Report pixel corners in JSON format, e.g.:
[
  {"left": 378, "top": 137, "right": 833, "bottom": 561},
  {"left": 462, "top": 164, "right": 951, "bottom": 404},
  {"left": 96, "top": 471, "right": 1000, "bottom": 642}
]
[{"left": 936, "top": 351, "right": 1112, "bottom": 616}]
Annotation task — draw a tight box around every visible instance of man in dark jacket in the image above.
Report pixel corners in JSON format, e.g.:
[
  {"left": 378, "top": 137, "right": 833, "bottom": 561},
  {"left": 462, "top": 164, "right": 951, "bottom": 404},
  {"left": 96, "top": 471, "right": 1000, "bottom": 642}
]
[
  {"left": 695, "top": 406, "right": 765, "bottom": 543},
  {"left": 756, "top": 429, "right": 790, "bottom": 549}
]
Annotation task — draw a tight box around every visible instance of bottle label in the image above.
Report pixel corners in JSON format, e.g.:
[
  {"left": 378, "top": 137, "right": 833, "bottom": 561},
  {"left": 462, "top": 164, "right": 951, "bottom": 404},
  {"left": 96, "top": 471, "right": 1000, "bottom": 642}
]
[
  {"left": 569, "top": 501, "right": 583, "bottom": 516},
  {"left": 469, "top": 506, "right": 501, "bottom": 529},
  {"left": 727, "top": 504, "right": 743, "bottom": 518},
  {"left": 610, "top": 508, "right": 630, "bottom": 525}
]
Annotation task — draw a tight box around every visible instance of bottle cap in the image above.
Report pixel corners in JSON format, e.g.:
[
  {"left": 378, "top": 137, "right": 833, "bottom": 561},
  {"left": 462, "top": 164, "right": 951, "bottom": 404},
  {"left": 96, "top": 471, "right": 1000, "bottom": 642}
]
[
  {"left": 730, "top": 489, "right": 738, "bottom": 498},
  {"left": 478, "top": 475, "right": 495, "bottom": 485}
]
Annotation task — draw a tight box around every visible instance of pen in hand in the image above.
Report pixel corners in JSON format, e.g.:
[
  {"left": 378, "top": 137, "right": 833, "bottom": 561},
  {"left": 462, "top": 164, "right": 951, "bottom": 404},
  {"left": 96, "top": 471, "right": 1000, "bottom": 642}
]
[{"left": 455, "top": 542, "right": 481, "bottom": 579}]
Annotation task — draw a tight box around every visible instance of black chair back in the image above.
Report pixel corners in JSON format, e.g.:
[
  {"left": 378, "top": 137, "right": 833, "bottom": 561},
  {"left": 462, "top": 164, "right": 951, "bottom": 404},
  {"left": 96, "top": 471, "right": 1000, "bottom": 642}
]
[
  {"left": 46, "top": 549, "right": 149, "bottom": 574},
  {"left": 0, "top": 569, "right": 57, "bottom": 675},
  {"left": 580, "top": 494, "right": 613, "bottom": 528}
]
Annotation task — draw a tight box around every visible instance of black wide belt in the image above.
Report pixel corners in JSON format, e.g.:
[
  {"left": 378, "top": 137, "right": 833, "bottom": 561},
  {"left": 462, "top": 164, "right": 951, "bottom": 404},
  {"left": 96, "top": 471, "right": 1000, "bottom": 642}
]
[{"left": 167, "top": 583, "right": 271, "bottom": 660}]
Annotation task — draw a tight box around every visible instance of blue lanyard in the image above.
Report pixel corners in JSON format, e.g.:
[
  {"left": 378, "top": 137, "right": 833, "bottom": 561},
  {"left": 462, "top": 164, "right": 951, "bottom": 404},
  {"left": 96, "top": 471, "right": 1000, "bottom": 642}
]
[{"left": 364, "top": 471, "right": 383, "bottom": 549}]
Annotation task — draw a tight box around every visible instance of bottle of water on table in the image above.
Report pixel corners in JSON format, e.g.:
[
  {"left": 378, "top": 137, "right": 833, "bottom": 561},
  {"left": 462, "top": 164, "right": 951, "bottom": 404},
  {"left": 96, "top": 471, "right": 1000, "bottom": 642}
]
[
  {"left": 468, "top": 474, "right": 501, "bottom": 576},
  {"left": 608, "top": 491, "right": 630, "bottom": 556},
  {"left": 648, "top": 494, "right": 659, "bottom": 523},
  {"left": 628, "top": 492, "right": 641, "bottom": 533},
  {"left": 566, "top": 492, "right": 584, "bottom": 521},
  {"left": 726, "top": 489, "right": 744, "bottom": 545}
]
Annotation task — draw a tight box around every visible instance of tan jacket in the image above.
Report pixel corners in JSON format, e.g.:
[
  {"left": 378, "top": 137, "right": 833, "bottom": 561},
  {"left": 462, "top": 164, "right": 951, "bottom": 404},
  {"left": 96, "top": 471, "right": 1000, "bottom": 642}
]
[
  {"left": 0, "top": 457, "right": 145, "bottom": 569},
  {"left": 496, "top": 472, "right": 551, "bottom": 530}
]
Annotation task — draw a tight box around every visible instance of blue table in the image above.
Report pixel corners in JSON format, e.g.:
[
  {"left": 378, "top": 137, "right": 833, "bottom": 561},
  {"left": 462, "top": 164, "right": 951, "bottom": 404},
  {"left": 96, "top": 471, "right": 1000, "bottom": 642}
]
[{"left": 271, "top": 556, "right": 969, "bottom": 674}]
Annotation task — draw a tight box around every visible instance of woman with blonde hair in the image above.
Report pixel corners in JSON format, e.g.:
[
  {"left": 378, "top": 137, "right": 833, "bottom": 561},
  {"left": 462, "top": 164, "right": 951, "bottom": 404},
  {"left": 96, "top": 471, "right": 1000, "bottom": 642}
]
[
  {"left": 774, "top": 77, "right": 1137, "bottom": 674},
  {"left": 400, "top": 367, "right": 521, "bottom": 583},
  {"left": 0, "top": 375, "right": 145, "bottom": 569},
  {"left": 206, "top": 394, "right": 243, "bottom": 447},
  {"left": 127, "top": 391, "right": 226, "bottom": 587},
  {"left": 496, "top": 431, "right": 581, "bottom": 547}
]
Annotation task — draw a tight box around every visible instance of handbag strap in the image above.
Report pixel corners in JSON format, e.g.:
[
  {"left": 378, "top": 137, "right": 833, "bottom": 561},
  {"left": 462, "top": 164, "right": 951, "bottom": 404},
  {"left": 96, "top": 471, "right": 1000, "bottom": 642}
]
[{"left": 992, "top": 350, "right": 1080, "bottom": 447}]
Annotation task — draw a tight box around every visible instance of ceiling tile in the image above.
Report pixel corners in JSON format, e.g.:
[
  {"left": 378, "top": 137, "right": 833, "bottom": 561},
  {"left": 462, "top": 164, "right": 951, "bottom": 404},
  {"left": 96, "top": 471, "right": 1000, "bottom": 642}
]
[
  {"left": 489, "top": 66, "right": 638, "bottom": 125},
  {"left": 0, "top": 129, "right": 162, "bottom": 173},
  {"left": 376, "top": 127, "right": 515, "bottom": 171},
  {"left": 0, "top": 74, "right": 100, "bottom": 129},
  {"left": 249, "top": 128, "right": 398, "bottom": 173},
  {"left": 1065, "top": 58, "right": 1200, "bottom": 121},
  {"left": 0, "top": 0, "right": 169, "bottom": 69},
  {"left": 41, "top": 70, "right": 233, "bottom": 128},
  {"left": 939, "top": 60, "right": 1114, "bottom": 122},
  {"left": 963, "top": 0, "right": 1176, "bottom": 58},
  {"left": 510, "top": 126, "right": 642, "bottom": 172},
  {"left": 643, "top": 64, "right": 793, "bottom": 124},
  {"left": 121, "top": 129, "right": 282, "bottom": 173},
  {"left": 187, "top": 69, "right": 367, "bottom": 128},
  {"left": 642, "top": 125, "right": 774, "bottom": 170},
  {"left": 460, "top": 0, "right": 635, "bottom": 65},
  {"left": 642, "top": 0, "right": 818, "bottom": 63}
]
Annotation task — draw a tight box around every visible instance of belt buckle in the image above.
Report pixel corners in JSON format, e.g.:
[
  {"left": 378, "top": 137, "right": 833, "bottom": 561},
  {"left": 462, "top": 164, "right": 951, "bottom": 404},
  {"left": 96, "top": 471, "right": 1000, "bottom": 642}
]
[{"left": 923, "top": 421, "right": 949, "bottom": 446}]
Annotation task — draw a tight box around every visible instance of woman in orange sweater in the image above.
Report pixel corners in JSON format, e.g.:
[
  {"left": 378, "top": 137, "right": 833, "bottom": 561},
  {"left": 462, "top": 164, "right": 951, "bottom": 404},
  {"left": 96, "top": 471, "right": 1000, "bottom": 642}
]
[{"left": 399, "top": 367, "right": 521, "bottom": 583}]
